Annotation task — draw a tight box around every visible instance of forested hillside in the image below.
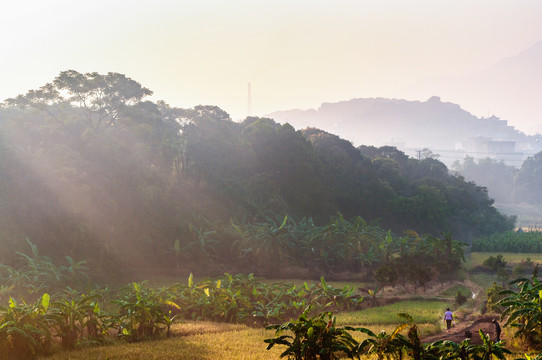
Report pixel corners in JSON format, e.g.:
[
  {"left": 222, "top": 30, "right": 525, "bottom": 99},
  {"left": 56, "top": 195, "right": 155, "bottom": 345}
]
[
  {"left": 267, "top": 96, "right": 536, "bottom": 150},
  {"left": 0, "top": 71, "right": 514, "bottom": 279}
]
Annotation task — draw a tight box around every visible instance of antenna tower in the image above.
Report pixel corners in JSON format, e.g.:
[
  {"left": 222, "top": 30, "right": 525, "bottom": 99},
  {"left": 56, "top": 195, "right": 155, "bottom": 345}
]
[{"left": 247, "top": 82, "right": 252, "bottom": 117}]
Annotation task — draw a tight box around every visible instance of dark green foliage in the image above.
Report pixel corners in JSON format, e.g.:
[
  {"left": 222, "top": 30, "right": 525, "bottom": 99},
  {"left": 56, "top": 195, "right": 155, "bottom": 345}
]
[
  {"left": 0, "top": 239, "right": 89, "bottom": 301},
  {"left": 112, "top": 282, "right": 178, "bottom": 341},
  {"left": 0, "top": 295, "right": 53, "bottom": 360},
  {"left": 167, "top": 273, "right": 364, "bottom": 326},
  {"left": 0, "top": 244, "right": 514, "bottom": 358},
  {"left": 0, "top": 71, "right": 515, "bottom": 278},
  {"left": 266, "top": 311, "right": 512, "bottom": 360},
  {"left": 48, "top": 290, "right": 102, "bottom": 349},
  {"left": 483, "top": 255, "right": 508, "bottom": 273},
  {"left": 499, "top": 266, "right": 542, "bottom": 347},
  {"left": 486, "top": 283, "right": 506, "bottom": 313},
  {"left": 231, "top": 214, "right": 466, "bottom": 284},
  {"left": 375, "top": 264, "right": 398, "bottom": 288},
  {"left": 265, "top": 307, "right": 361, "bottom": 360}
]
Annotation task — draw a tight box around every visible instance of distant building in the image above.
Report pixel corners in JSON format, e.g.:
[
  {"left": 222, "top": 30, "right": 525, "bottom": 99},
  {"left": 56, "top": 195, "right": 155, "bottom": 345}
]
[{"left": 464, "top": 136, "right": 522, "bottom": 165}]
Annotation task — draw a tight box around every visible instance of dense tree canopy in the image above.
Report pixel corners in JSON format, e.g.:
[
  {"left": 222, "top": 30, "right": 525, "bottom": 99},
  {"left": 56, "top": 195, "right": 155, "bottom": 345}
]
[{"left": 0, "top": 71, "right": 515, "bottom": 278}]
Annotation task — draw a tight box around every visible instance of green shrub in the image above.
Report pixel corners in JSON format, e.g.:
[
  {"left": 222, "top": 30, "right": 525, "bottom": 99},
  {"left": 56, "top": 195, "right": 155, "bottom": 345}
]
[
  {"left": 265, "top": 307, "right": 362, "bottom": 360},
  {"left": 483, "top": 255, "right": 507, "bottom": 273},
  {"left": 486, "top": 283, "right": 505, "bottom": 313}
]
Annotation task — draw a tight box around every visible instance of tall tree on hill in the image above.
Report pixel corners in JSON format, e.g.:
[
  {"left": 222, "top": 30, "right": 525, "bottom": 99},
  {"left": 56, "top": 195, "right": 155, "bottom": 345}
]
[{"left": 5, "top": 70, "right": 152, "bottom": 133}]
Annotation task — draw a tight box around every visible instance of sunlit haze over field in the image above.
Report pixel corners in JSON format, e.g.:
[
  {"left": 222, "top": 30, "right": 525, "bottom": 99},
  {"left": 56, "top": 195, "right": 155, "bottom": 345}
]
[{"left": 2, "top": 0, "right": 542, "bottom": 132}]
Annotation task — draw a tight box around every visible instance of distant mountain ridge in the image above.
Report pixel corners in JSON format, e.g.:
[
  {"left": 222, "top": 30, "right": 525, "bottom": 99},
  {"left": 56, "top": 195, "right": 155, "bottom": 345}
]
[
  {"left": 267, "top": 96, "right": 542, "bottom": 167},
  {"left": 397, "top": 40, "right": 542, "bottom": 134},
  {"left": 268, "top": 96, "right": 519, "bottom": 146}
]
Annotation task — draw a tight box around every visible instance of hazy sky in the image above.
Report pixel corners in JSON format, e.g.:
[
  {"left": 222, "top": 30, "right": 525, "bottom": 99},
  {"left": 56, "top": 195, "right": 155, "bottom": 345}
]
[{"left": 2, "top": 1, "right": 542, "bottom": 131}]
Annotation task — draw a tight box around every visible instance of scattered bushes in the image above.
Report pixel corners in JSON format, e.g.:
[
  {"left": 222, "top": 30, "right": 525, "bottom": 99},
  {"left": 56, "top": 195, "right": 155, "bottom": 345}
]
[
  {"left": 265, "top": 310, "right": 512, "bottom": 360},
  {"left": 482, "top": 254, "right": 507, "bottom": 273}
]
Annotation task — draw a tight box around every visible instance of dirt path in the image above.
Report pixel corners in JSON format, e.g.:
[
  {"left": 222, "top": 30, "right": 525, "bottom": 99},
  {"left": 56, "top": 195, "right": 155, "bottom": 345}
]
[
  {"left": 421, "top": 278, "right": 500, "bottom": 345},
  {"left": 422, "top": 315, "right": 499, "bottom": 345}
]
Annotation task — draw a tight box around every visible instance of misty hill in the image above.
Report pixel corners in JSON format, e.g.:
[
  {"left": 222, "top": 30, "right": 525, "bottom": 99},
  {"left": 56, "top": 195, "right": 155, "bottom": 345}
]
[
  {"left": 267, "top": 96, "right": 542, "bottom": 167},
  {"left": 400, "top": 40, "right": 542, "bottom": 134}
]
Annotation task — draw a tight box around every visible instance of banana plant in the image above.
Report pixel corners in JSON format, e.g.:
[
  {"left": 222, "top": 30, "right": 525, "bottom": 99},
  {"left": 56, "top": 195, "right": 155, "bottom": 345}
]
[
  {"left": 0, "top": 294, "right": 53, "bottom": 359},
  {"left": 48, "top": 291, "right": 100, "bottom": 349},
  {"left": 239, "top": 215, "right": 292, "bottom": 274},
  {"left": 185, "top": 220, "right": 219, "bottom": 271},
  {"left": 468, "top": 330, "right": 511, "bottom": 360},
  {"left": 355, "top": 325, "right": 407, "bottom": 360},
  {"left": 60, "top": 256, "right": 90, "bottom": 284},
  {"left": 113, "top": 282, "right": 180, "bottom": 341},
  {"left": 424, "top": 339, "right": 473, "bottom": 360},
  {"left": 265, "top": 306, "right": 361, "bottom": 360},
  {"left": 499, "top": 266, "right": 542, "bottom": 345}
]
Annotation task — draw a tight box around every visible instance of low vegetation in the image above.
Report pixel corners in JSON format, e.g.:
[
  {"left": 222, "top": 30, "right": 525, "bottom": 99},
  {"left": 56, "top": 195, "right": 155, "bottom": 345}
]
[
  {"left": 1, "top": 239, "right": 541, "bottom": 359},
  {"left": 473, "top": 231, "right": 542, "bottom": 253},
  {"left": 2, "top": 70, "right": 542, "bottom": 358},
  {"left": 0, "top": 242, "right": 369, "bottom": 359},
  {"left": 0, "top": 70, "right": 514, "bottom": 281},
  {"left": 265, "top": 310, "right": 512, "bottom": 360}
]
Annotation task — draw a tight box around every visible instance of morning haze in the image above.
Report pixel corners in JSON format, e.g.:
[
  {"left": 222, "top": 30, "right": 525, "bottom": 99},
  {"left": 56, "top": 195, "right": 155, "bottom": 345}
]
[
  {"left": 1, "top": 2, "right": 542, "bottom": 359},
  {"left": 2, "top": 0, "right": 542, "bottom": 132}
]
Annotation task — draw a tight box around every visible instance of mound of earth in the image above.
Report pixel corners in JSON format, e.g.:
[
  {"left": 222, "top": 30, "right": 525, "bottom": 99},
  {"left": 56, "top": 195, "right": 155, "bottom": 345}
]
[{"left": 422, "top": 316, "right": 501, "bottom": 345}]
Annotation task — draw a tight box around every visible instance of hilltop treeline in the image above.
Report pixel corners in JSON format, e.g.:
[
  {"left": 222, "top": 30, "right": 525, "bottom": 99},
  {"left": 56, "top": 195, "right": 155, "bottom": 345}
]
[{"left": 0, "top": 71, "right": 514, "bottom": 278}]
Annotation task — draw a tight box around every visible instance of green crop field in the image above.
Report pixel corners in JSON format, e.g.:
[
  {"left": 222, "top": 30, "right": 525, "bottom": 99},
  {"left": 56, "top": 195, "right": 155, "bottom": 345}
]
[
  {"left": 470, "top": 252, "right": 542, "bottom": 267},
  {"left": 335, "top": 300, "right": 447, "bottom": 326}
]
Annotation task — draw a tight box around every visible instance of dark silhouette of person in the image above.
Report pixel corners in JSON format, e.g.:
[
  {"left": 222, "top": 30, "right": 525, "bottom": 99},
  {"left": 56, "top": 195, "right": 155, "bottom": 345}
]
[
  {"left": 444, "top": 308, "right": 453, "bottom": 332},
  {"left": 492, "top": 319, "right": 501, "bottom": 342}
]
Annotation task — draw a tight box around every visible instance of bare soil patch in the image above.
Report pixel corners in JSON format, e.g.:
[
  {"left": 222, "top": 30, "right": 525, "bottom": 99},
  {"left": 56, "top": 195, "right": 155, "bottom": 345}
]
[{"left": 422, "top": 315, "right": 500, "bottom": 345}]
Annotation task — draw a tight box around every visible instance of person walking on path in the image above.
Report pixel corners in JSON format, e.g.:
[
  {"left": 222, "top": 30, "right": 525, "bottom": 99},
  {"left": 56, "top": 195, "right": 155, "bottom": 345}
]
[
  {"left": 492, "top": 319, "right": 501, "bottom": 342},
  {"left": 444, "top": 308, "right": 454, "bottom": 332}
]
